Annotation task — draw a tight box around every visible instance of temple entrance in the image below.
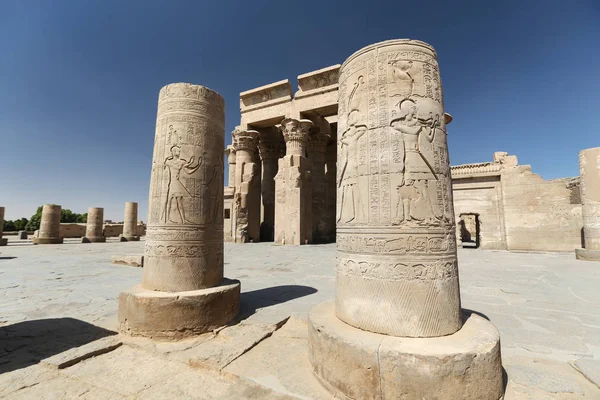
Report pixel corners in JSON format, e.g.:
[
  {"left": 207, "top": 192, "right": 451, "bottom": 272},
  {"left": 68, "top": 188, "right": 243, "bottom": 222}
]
[{"left": 459, "top": 213, "right": 480, "bottom": 249}]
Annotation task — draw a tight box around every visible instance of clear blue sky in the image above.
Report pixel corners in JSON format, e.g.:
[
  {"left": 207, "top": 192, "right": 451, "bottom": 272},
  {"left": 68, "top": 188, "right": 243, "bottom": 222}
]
[{"left": 1, "top": 0, "right": 598, "bottom": 221}]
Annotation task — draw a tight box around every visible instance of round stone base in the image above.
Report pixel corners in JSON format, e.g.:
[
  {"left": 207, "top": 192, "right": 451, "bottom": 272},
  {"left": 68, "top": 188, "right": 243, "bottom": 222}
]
[
  {"left": 118, "top": 278, "right": 240, "bottom": 340},
  {"left": 32, "top": 237, "right": 63, "bottom": 245},
  {"left": 0, "top": 238, "right": 7, "bottom": 246},
  {"left": 119, "top": 235, "right": 140, "bottom": 242},
  {"left": 308, "top": 301, "right": 504, "bottom": 400},
  {"left": 575, "top": 248, "right": 600, "bottom": 261},
  {"left": 82, "top": 237, "right": 106, "bottom": 243}
]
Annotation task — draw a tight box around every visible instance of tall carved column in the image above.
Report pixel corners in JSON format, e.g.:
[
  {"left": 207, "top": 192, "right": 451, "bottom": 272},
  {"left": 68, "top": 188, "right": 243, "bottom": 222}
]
[
  {"left": 232, "top": 128, "right": 260, "bottom": 243},
  {"left": 576, "top": 147, "right": 600, "bottom": 261},
  {"left": 308, "top": 40, "right": 503, "bottom": 399},
  {"left": 274, "top": 118, "right": 313, "bottom": 245},
  {"left": 119, "top": 83, "right": 240, "bottom": 340},
  {"left": 32, "top": 204, "right": 63, "bottom": 244},
  {"left": 0, "top": 207, "right": 7, "bottom": 246},
  {"left": 308, "top": 128, "right": 330, "bottom": 243},
  {"left": 224, "top": 145, "right": 236, "bottom": 187},
  {"left": 258, "top": 128, "right": 283, "bottom": 242},
  {"left": 120, "top": 202, "right": 140, "bottom": 241},
  {"left": 324, "top": 140, "right": 337, "bottom": 242},
  {"left": 82, "top": 207, "right": 106, "bottom": 243}
]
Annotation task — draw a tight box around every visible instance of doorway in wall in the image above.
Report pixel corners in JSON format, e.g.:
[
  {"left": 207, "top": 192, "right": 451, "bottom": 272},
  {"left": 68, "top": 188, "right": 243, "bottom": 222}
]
[{"left": 459, "top": 213, "right": 480, "bottom": 249}]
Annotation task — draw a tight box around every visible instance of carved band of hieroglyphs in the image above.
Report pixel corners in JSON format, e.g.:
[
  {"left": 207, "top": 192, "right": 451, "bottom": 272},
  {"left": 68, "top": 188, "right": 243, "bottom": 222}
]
[
  {"left": 145, "top": 228, "right": 221, "bottom": 241},
  {"left": 157, "top": 101, "right": 223, "bottom": 117},
  {"left": 145, "top": 243, "right": 220, "bottom": 258},
  {"left": 337, "top": 257, "right": 457, "bottom": 281},
  {"left": 337, "top": 233, "right": 456, "bottom": 254},
  {"left": 159, "top": 83, "right": 225, "bottom": 108}
]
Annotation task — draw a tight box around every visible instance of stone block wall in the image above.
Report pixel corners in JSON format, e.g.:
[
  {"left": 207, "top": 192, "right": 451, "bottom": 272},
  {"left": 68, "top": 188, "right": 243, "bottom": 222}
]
[{"left": 501, "top": 166, "right": 582, "bottom": 252}]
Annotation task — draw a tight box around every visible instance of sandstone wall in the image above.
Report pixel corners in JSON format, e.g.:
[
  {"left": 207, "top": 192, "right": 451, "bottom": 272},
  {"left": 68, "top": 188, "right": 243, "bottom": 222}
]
[
  {"left": 501, "top": 166, "right": 582, "bottom": 252},
  {"left": 59, "top": 223, "right": 86, "bottom": 238},
  {"left": 452, "top": 176, "right": 506, "bottom": 250}
]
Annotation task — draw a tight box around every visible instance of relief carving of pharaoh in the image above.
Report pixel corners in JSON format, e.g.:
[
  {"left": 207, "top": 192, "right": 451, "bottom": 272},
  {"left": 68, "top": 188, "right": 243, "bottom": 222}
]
[{"left": 162, "top": 144, "right": 201, "bottom": 223}]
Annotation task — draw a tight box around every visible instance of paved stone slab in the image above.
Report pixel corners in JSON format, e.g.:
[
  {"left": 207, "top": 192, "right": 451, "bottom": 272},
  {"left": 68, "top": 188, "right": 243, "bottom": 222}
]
[
  {"left": 0, "top": 365, "right": 59, "bottom": 397},
  {"left": 4, "top": 376, "right": 125, "bottom": 400},
  {"left": 41, "top": 336, "right": 122, "bottom": 369},
  {"left": 111, "top": 254, "right": 143, "bottom": 267},
  {"left": 572, "top": 358, "right": 600, "bottom": 388}
]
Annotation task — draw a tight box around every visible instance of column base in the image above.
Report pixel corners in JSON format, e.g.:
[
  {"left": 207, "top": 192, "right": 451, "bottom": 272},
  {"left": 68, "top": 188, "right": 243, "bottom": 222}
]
[
  {"left": 575, "top": 248, "right": 600, "bottom": 261},
  {"left": 32, "top": 237, "right": 64, "bottom": 245},
  {"left": 82, "top": 237, "right": 106, "bottom": 243},
  {"left": 118, "top": 278, "right": 241, "bottom": 340},
  {"left": 308, "top": 300, "right": 504, "bottom": 400},
  {"left": 119, "top": 235, "right": 140, "bottom": 242},
  {"left": 0, "top": 238, "right": 7, "bottom": 246}
]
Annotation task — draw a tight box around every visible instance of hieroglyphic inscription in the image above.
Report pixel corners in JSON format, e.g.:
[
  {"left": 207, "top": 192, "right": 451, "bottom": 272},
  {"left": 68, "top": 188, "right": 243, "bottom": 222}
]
[
  {"left": 337, "top": 257, "right": 457, "bottom": 281},
  {"left": 337, "top": 233, "right": 455, "bottom": 254}
]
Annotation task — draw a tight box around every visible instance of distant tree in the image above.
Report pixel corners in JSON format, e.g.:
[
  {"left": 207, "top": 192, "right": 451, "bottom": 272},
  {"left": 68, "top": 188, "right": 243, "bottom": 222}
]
[
  {"left": 61, "top": 209, "right": 78, "bottom": 223},
  {"left": 26, "top": 206, "right": 43, "bottom": 231},
  {"left": 13, "top": 218, "right": 28, "bottom": 231},
  {"left": 76, "top": 213, "right": 88, "bottom": 223},
  {"left": 3, "top": 220, "right": 16, "bottom": 231}
]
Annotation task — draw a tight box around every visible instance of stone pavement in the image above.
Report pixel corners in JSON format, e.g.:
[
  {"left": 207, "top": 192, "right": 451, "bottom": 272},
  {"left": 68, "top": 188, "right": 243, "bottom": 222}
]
[{"left": 1, "top": 238, "right": 600, "bottom": 398}]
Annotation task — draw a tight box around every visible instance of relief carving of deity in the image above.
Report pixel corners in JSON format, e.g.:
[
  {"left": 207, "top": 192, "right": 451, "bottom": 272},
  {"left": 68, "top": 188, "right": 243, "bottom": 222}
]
[
  {"left": 389, "top": 60, "right": 414, "bottom": 97},
  {"left": 162, "top": 145, "right": 201, "bottom": 223},
  {"left": 338, "top": 76, "right": 367, "bottom": 224}
]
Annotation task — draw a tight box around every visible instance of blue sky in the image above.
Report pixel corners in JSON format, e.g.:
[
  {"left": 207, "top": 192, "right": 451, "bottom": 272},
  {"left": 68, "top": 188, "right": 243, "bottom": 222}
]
[{"left": 1, "top": 0, "right": 598, "bottom": 220}]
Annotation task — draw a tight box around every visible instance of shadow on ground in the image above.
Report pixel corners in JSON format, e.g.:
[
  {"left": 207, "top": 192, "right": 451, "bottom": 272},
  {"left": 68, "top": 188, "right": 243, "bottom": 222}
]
[
  {"left": 238, "top": 285, "right": 318, "bottom": 320},
  {"left": 0, "top": 318, "right": 116, "bottom": 374},
  {"left": 0, "top": 257, "right": 17, "bottom": 260}
]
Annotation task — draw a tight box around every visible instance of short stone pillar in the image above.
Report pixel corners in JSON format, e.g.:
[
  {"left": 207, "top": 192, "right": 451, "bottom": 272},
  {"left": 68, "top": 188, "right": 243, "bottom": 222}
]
[
  {"left": 18, "top": 230, "right": 27, "bottom": 240},
  {"left": 118, "top": 82, "right": 240, "bottom": 340},
  {"left": 120, "top": 202, "right": 140, "bottom": 242},
  {"left": 576, "top": 147, "right": 600, "bottom": 261},
  {"left": 82, "top": 207, "right": 106, "bottom": 243},
  {"left": 232, "top": 128, "right": 260, "bottom": 243},
  {"left": 224, "top": 145, "right": 236, "bottom": 187},
  {"left": 308, "top": 40, "right": 503, "bottom": 400},
  {"left": 0, "top": 207, "right": 7, "bottom": 246},
  {"left": 258, "top": 129, "right": 283, "bottom": 242},
  {"left": 307, "top": 128, "right": 330, "bottom": 243},
  {"left": 32, "top": 204, "right": 63, "bottom": 244},
  {"left": 274, "top": 118, "right": 313, "bottom": 245}
]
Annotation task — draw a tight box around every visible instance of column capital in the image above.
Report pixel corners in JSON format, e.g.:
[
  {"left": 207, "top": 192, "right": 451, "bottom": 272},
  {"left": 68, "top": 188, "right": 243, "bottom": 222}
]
[
  {"left": 258, "top": 139, "right": 284, "bottom": 160},
  {"left": 232, "top": 128, "right": 259, "bottom": 153},
  {"left": 224, "top": 145, "right": 236, "bottom": 164},
  {"left": 280, "top": 118, "right": 313, "bottom": 156},
  {"left": 308, "top": 129, "right": 331, "bottom": 156}
]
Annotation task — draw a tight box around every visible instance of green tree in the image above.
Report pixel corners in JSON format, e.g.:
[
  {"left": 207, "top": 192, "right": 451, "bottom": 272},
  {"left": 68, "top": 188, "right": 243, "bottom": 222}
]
[
  {"left": 76, "top": 213, "right": 88, "bottom": 223},
  {"left": 13, "top": 218, "right": 28, "bottom": 231},
  {"left": 3, "top": 220, "right": 16, "bottom": 231},
  {"left": 26, "top": 206, "right": 43, "bottom": 231},
  {"left": 61, "top": 209, "right": 78, "bottom": 223}
]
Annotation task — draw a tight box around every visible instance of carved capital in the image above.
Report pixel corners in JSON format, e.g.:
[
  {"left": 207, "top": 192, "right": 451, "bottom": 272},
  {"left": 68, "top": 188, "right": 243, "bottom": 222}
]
[
  {"left": 258, "top": 140, "right": 284, "bottom": 160},
  {"left": 280, "top": 118, "right": 313, "bottom": 156},
  {"left": 308, "top": 130, "right": 331, "bottom": 155},
  {"left": 224, "top": 145, "right": 236, "bottom": 164},
  {"left": 232, "top": 128, "right": 259, "bottom": 153}
]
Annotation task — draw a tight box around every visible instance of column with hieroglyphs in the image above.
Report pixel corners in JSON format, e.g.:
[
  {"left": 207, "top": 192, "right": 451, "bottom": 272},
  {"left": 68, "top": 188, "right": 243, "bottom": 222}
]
[
  {"left": 308, "top": 39, "right": 503, "bottom": 399},
  {"left": 119, "top": 83, "right": 239, "bottom": 339},
  {"left": 0, "top": 207, "right": 7, "bottom": 246},
  {"left": 224, "top": 145, "right": 236, "bottom": 187},
  {"left": 120, "top": 202, "right": 140, "bottom": 241},
  {"left": 258, "top": 128, "right": 283, "bottom": 242},
  {"left": 32, "top": 204, "right": 63, "bottom": 245},
  {"left": 232, "top": 128, "right": 260, "bottom": 243},
  {"left": 274, "top": 118, "right": 313, "bottom": 245},
  {"left": 307, "top": 128, "right": 330, "bottom": 243},
  {"left": 82, "top": 207, "right": 105, "bottom": 243},
  {"left": 576, "top": 147, "right": 600, "bottom": 261}
]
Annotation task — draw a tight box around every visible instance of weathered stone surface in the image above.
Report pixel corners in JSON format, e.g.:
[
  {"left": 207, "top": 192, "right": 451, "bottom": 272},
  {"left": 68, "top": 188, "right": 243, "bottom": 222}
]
[
  {"left": 32, "top": 204, "right": 63, "bottom": 245},
  {"left": 308, "top": 301, "right": 503, "bottom": 400},
  {"left": 572, "top": 358, "right": 600, "bottom": 388},
  {"left": 0, "top": 207, "right": 6, "bottom": 246},
  {"left": 82, "top": 207, "right": 106, "bottom": 243},
  {"left": 232, "top": 128, "right": 260, "bottom": 243},
  {"left": 120, "top": 202, "right": 140, "bottom": 241},
  {"left": 335, "top": 39, "right": 460, "bottom": 337},
  {"left": 576, "top": 248, "right": 600, "bottom": 261},
  {"left": 274, "top": 118, "right": 313, "bottom": 245},
  {"left": 41, "top": 336, "right": 122, "bottom": 369},
  {"left": 577, "top": 147, "right": 600, "bottom": 260},
  {"left": 118, "top": 280, "right": 240, "bottom": 340},
  {"left": 17, "top": 230, "right": 27, "bottom": 240},
  {"left": 111, "top": 254, "right": 144, "bottom": 267}
]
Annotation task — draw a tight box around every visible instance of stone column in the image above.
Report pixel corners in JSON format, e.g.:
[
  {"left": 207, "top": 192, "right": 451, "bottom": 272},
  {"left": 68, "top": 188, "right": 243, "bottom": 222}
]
[
  {"left": 82, "top": 207, "right": 106, "bottom": 243},
  {"left": 274, "top": 118, "right": 313, "bottom": 245},
  {"left": 308, "top": 40, "right": 503, "bottom": 399},
  {"left": 307, "top": 128, "right": 330, "bottom": 243},
  {"left": 576, "top": 147, "right": 600, "bottom": 261},
  {"left": 224, "top": 145, "right": 236, "bottom": 187},
  {"left": 32, "top": 204, "right": 63, "bottom": 244},
  {"left": 119, "top": 82, "right": 240, "bottom": 340},
  {"left": 258, "top": 128, "right": 283, "bottom": 242},
  {"left": 0, "top": 207, "right": 7, "bottom": 246},
  {"left": 120, "top": 202, "right": 140, "bottom": 241},
  {"left": 232, "top": 128, "right": 260, "bottom": 243},
  {"left": 323, "top": 140, "right": 337, "bottom": 242}
]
